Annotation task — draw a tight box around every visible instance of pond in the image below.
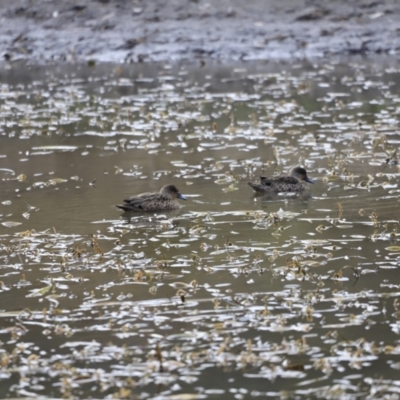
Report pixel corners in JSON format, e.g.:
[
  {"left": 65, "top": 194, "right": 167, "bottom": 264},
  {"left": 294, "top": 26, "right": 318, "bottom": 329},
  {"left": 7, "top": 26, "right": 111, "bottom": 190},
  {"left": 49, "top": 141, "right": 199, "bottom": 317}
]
[{"left": 1, "top": 59, "right": 400, "bottom": 399}]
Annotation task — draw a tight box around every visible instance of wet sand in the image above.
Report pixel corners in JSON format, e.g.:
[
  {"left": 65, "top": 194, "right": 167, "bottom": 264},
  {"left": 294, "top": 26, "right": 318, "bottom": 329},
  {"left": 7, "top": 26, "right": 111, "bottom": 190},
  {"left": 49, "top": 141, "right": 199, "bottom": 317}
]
[{"left": 1, "top": 0, "right": 399, "bottom": 63}]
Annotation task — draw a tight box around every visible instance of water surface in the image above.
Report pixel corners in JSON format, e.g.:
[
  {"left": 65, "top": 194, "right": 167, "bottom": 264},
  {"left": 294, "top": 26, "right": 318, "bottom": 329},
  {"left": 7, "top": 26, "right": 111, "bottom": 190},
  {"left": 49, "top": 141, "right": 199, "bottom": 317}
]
[{"left": 0, "top": 60, "right": 400, "bottom": 399}]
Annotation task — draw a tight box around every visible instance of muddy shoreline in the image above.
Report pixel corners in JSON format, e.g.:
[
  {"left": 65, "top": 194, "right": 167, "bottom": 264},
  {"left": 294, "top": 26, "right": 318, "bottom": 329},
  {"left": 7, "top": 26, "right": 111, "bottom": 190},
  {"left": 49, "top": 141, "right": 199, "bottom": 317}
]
[{"left": 1, "top": 0, "right": 400, "bottom": 63}]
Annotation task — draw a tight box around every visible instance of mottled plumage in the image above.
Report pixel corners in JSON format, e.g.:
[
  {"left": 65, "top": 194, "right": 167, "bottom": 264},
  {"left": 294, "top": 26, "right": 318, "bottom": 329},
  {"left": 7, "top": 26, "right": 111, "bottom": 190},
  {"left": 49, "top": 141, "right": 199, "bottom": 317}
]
[
  {"left": 116, "top": 184, "right": 187, "bottom": 212},
  {"left": 248, "top": 167, "right": 314, "bottom": 193}
]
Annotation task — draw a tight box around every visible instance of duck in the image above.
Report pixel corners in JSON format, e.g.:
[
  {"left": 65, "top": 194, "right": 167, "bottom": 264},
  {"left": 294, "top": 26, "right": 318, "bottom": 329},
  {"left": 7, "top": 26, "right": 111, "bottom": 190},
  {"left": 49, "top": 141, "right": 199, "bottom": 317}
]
[
  {"left": 248, "top": 166, "right": 314, "bottom": 193},
  {"left": 116, "top": 184, "right": 187, "bottom": 212}
]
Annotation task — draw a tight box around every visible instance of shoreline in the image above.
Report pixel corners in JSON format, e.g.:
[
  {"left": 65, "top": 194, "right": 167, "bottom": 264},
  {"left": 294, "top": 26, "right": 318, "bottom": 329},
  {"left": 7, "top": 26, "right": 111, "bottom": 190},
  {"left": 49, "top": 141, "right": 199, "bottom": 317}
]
[{"left": 1, "top": 0, "right": 399, "bottom": 64}]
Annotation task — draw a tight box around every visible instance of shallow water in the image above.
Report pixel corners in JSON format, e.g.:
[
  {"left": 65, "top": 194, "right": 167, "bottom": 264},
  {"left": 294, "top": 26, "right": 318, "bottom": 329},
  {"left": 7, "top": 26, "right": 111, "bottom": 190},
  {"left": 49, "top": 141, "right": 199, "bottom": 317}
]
[{"left": 1, "top": 59, "right": 400, "bottom": 398}]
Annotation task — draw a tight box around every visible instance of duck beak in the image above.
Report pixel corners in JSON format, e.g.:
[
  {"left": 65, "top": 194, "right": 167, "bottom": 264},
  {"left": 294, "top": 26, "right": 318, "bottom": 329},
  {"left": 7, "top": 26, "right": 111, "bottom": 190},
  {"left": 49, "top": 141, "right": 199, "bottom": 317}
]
[
  {"left": 178, "top": 193, "right": 188, "bottom": 200},
  {"left": 305, "top": 177, "right": 314, "bottom": 184}
]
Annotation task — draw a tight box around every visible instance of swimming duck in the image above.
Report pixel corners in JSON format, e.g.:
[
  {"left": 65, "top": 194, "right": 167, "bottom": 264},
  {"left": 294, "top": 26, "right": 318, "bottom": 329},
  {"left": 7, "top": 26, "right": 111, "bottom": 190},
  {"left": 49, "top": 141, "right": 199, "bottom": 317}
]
[
  {"left": 116, "top": 184, "right": 187, "bottom": 212},
  {"left": 248, "top": 166, "right": 314, "bottom": 193}
]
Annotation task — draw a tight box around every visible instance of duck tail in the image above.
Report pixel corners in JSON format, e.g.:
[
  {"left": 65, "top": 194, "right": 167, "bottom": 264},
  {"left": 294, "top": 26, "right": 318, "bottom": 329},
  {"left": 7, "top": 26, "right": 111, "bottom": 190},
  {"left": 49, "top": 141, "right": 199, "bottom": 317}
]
[
  {"left": 248, "top": 182, "right": 264, "bottom": 192},
  {"left": 116, "top": 204, "right": 132, "bottom": 212}
]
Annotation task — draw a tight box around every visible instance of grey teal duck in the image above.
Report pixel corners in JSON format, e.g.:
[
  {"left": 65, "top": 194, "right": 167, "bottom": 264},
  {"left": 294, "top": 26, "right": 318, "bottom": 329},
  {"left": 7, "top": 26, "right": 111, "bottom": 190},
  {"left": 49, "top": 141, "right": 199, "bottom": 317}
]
[
  {"left": 248, "top": 166, "right": 314, "bottom": 193},
  {"left": 116, "top": 184, "right": 187, "bottom": 212}
]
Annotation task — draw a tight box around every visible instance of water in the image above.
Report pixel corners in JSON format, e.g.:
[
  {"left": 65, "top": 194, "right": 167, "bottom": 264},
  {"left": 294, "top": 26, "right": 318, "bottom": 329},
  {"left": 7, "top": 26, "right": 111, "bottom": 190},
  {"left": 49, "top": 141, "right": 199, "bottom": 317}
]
[{"left": 0, "top": 59, "right": 400, "bottom": 399}]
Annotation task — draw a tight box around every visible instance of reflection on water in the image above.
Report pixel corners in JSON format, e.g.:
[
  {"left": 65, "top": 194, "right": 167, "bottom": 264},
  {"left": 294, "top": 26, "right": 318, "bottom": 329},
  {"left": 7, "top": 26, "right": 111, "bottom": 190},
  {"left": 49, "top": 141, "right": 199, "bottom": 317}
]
[{"left": 1, "top": 59, "right": 400, "bottom": 398}]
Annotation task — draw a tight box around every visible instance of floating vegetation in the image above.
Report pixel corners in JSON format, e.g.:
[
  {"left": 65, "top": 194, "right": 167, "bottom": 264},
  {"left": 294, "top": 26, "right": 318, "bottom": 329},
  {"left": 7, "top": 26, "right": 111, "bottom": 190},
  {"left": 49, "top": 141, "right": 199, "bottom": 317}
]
[{"left": 0, "top": 61, "right": 400, "bottom": 398}]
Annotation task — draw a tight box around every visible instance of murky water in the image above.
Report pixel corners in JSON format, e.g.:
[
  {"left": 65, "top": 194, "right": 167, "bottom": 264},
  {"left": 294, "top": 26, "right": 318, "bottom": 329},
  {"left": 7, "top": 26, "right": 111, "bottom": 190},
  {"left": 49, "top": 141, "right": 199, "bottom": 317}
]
[{"left": 1, "top": 59, "right": 400, "bottom": 399}]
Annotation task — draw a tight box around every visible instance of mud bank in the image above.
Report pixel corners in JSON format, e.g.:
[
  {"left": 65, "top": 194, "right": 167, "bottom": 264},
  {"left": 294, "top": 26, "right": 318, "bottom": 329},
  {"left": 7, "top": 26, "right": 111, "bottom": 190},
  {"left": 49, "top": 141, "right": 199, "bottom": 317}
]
[{"left": 1, "top": 0, "right": 400, "bottom": 63}]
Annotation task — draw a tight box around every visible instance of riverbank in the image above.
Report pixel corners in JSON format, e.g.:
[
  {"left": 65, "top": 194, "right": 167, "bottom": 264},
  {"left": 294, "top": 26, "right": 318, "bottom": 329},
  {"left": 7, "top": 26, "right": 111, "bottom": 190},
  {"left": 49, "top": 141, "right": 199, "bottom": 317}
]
[{"left": 1, "top": 0, "right": 399, "bottom": 63}]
